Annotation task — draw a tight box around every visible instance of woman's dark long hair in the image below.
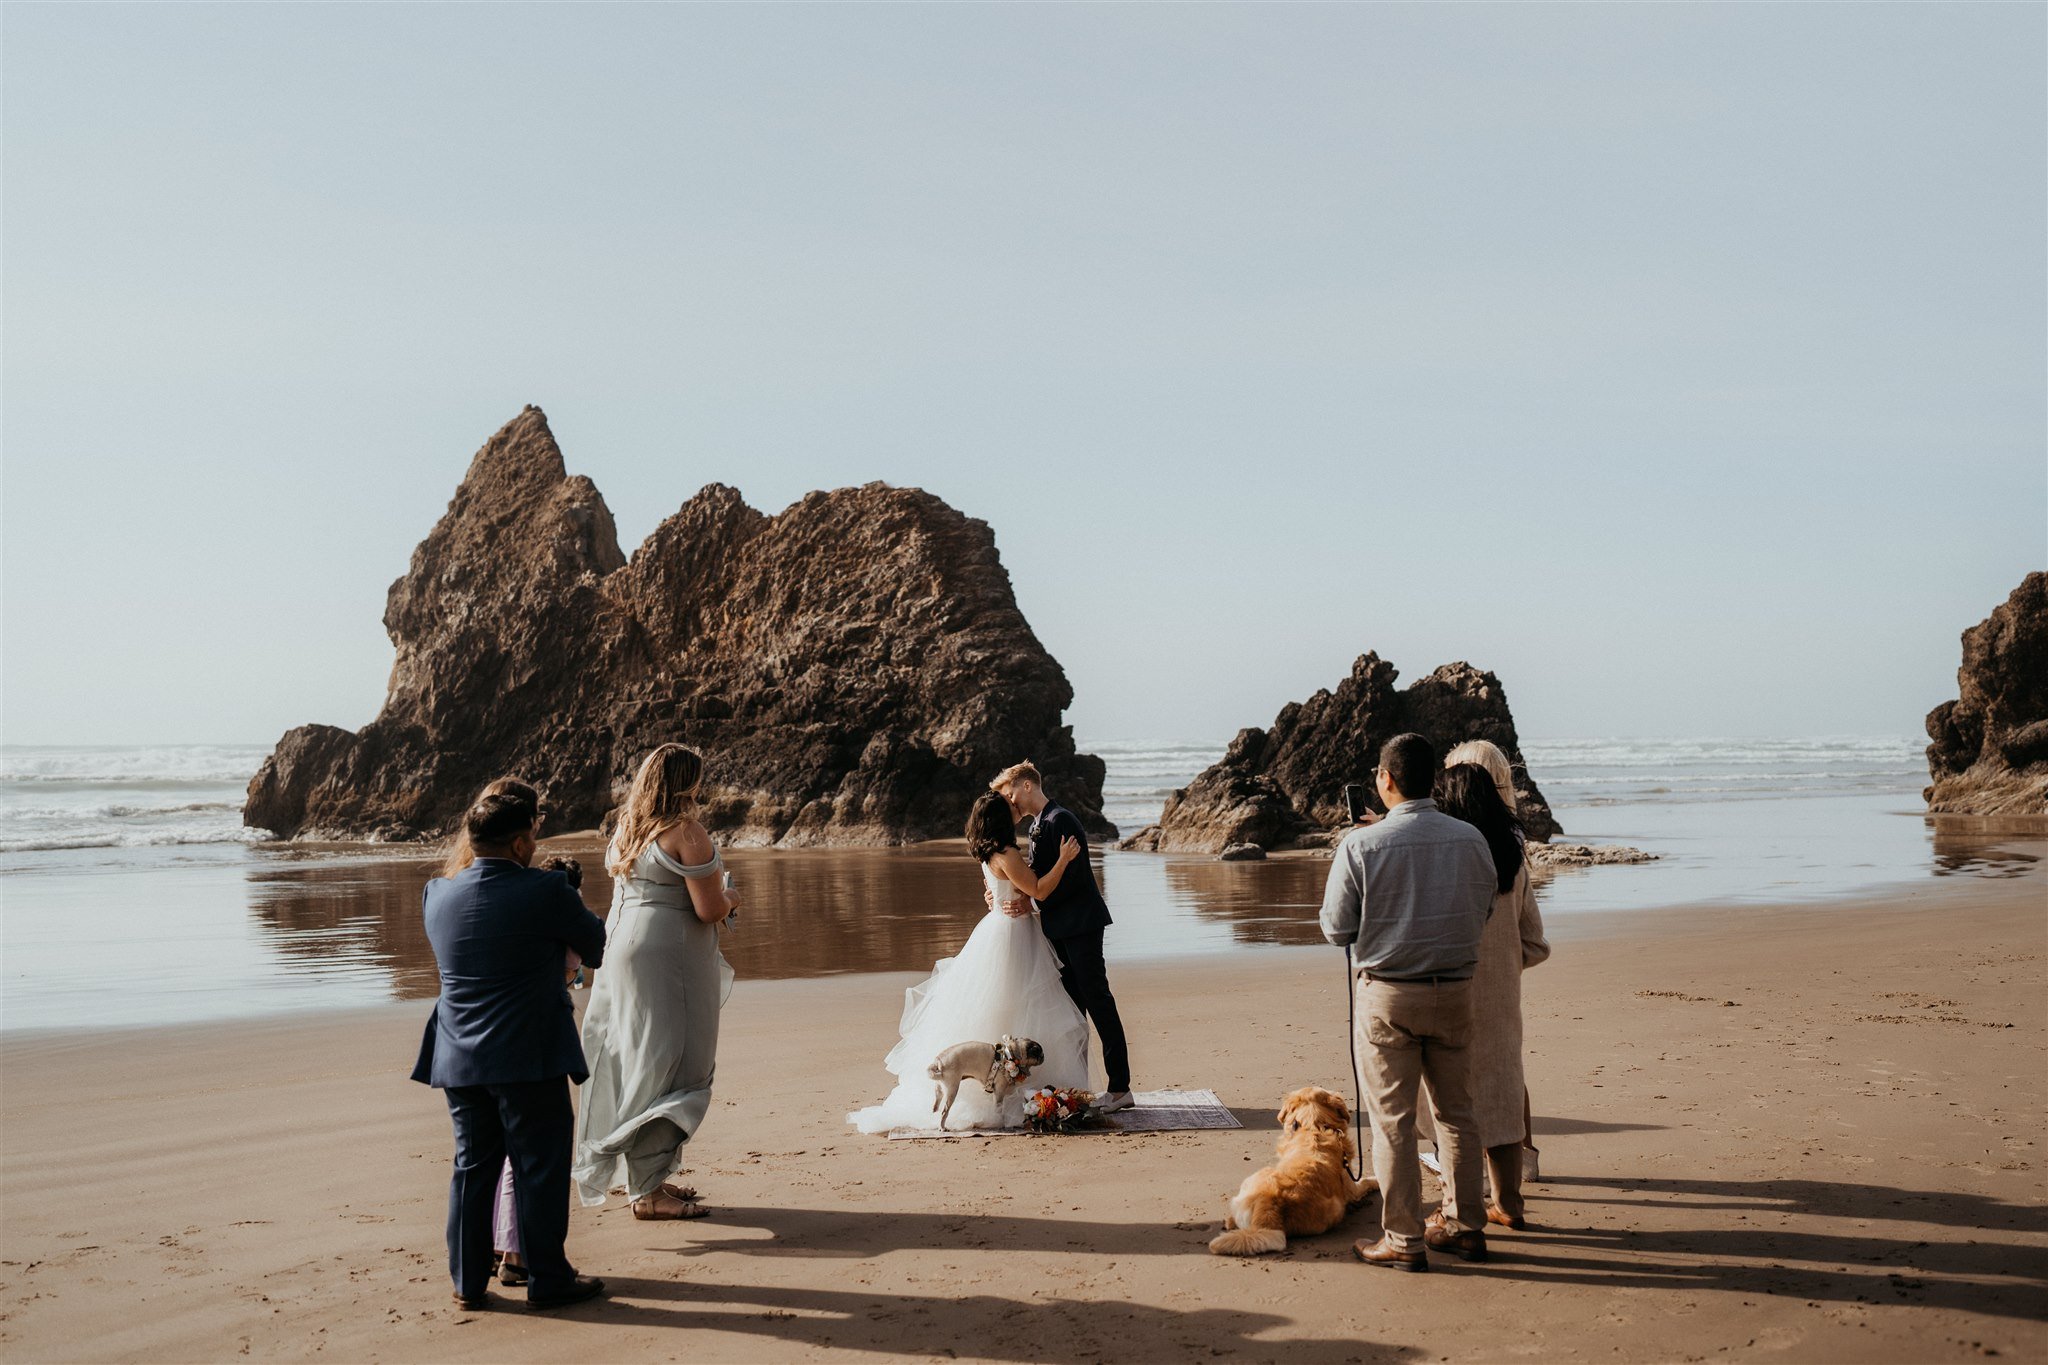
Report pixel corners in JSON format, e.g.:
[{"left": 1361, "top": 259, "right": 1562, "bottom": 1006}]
[
  {"left": 965, "top": 791, "right": 1017, "bottom": 865},
  {"left": 1436, "top": 763, "right": 1524, "bottom": 894}
]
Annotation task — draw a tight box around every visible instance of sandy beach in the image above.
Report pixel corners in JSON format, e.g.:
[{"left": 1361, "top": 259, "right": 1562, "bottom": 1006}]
[{"left": 2, "top": 864, "right": 2042, "bottom": 1363}]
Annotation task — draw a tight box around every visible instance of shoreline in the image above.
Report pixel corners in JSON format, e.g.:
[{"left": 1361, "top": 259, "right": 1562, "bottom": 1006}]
[
  {"left": 2, "top": 873, "right": 2043, "bottom": 1361},
  {"left": 3, "top": 846, "right": 2041, "bottom": 1042}
]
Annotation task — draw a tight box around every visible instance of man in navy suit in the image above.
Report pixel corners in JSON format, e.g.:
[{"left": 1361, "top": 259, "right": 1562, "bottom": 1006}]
[
  {"left": 412, "top": 788, "right": 608, "bottom": 1311},
  {"left": 992, "top": 762, "right": 1135, "bottom": 1114}
]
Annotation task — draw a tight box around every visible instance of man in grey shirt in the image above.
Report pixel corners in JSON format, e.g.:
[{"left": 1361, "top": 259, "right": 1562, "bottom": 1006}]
[{"left": 1321, "top": 732, "right": 1497, "bottom": 1271}]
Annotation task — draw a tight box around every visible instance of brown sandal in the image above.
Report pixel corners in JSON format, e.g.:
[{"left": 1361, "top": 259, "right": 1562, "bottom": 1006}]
[{"left": 632, "top": 1190, "right": 709, "bottom": 1220}]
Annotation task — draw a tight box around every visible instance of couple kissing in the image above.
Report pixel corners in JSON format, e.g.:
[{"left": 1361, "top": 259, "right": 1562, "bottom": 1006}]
[{"left": 849, "top": 762, "right": 1134, "bottom": 1132}]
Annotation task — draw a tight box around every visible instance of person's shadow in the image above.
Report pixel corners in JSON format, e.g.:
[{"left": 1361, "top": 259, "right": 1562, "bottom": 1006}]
[
  {"left": 1479, "top": 1175, "right": 2048, "bottom": 1324},
  {"left": 577, "top": 1275, "right": 1423, "bottom": 1363},
  {"left": 649, "top": 1205, "right": 1241, "bottom": 1261},
  {"left": 1540, "top": 1174, "right": 2048, "bottom": 1234}
]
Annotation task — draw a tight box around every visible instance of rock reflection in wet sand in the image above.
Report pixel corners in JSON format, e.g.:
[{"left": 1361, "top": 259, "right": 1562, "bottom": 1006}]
[
  {"left": 1928, "top": 816, "right": 2047, "bottom": 878},
  {"left": 241, "top": 825, "right": 2048, "bottom": 1010},
  {"left": 1160, "top": 856, "right": 1334, "bottom": 948},
  {"left": 243, "top": 842, "right": 1342, "bottom": 1003}
]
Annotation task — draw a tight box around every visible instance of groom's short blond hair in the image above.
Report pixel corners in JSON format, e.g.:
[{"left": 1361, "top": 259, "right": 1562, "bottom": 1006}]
[{"left": 991, "top": 761, "right": 1042, "bottom": 792}]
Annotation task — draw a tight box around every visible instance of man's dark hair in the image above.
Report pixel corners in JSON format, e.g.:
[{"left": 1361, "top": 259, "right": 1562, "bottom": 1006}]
[
  {"left": 1378, "top": 732, "right": 1438, "bottom": 803},
  {"left": 465, "top": 791, "right": 538, "bottom": 848}
]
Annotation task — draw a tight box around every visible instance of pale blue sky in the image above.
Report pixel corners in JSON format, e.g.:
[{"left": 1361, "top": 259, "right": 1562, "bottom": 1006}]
[{"left": 3, "top": 3, "right": 2042, "bottom": 748}]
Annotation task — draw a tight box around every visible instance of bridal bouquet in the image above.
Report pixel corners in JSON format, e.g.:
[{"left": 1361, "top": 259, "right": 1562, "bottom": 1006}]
[{"left": 1022, "top": 1087, "right": 1102, "bottom": 1134}]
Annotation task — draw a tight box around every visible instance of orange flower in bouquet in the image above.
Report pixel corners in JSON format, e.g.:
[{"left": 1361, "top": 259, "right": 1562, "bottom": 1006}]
[{"left": 1023, "top": 1086, "right": 1102, "bottom": 1134}]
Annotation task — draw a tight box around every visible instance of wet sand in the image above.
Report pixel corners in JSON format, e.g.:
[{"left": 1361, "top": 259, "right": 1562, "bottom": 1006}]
[
  {"left": 9, "top": 814, "right": 2040, "bottom": 1032},
  {"left": 2, "top": 870, "right": 2044, "bottom": 1362}
]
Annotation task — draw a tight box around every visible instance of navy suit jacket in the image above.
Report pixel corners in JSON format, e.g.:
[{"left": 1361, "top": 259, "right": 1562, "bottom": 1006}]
[
  {"left": 1028, "top": 801, "right": 1112, "bottom": 940},
  {"left": 410, "top": 859, "right": 608, "bottom": 1089}
]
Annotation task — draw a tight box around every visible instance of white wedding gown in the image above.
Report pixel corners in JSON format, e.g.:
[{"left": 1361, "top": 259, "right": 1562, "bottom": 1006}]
[{"left": 848, "top": 864, "right": 1092, "bottom": 1133}]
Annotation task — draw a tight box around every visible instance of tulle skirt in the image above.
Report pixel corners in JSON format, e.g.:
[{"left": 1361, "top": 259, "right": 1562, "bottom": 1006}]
[{"left": 848, "top": 910, "right": 1091, "bottom": 1133}]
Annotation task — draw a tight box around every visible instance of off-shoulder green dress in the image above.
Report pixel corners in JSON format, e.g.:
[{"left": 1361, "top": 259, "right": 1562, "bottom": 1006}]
[{"left": 572, "top": 840, "right": 733, "bottom": 1206}]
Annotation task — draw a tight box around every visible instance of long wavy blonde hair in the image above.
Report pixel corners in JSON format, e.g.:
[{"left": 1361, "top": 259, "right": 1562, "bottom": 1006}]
[
  {"left": 1443, "top": 740, "right": 1517, "bottom": 815},
  {"left": 441, "top": 776, "right": 540, "bottom": 876},
  {"left": 607, "top": 744, "right": 705, "bottom": 876}
]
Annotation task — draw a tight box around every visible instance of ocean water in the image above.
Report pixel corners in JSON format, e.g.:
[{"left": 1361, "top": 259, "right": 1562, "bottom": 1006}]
[
  {"left": 0, "top": 737, "right": 2037, "bottom": 1032},
  {"left": 1096, "top": 734, "right": 1978, "bottom": 909},
  {"left": 0, "top": 745, "right": 274, "bottom": 856}
]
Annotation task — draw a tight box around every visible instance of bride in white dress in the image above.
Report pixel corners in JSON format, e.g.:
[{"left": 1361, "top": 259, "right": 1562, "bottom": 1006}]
[{"left": 849, "top": 792, "right": 1094, "bottom": 1133}]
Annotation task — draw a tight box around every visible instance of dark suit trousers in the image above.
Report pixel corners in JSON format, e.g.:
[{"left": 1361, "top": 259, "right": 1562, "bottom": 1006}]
[
  {"left": 1050, "top": 928, "right": 1131, "bottom": 1093},
  {"left": 443, "top": 1079, "right": 576, "bottom": 1298}
]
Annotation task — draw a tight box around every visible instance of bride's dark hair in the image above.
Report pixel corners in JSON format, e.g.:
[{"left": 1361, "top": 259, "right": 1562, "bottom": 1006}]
[
  {"left": 1435, "top": 763, "right": 1524, "bottom": 894},
  {"left": 965, "top": 791, "right": 1017, "bottom": 864}
]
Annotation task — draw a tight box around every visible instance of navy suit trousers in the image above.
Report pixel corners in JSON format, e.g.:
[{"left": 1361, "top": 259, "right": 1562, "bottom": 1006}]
[
  {"left": 1050, "top": 928, "right": 1130, "bottom": 1094},
  {"left": 443, "top": 1079, "right": 576, "bottom": 1299}
]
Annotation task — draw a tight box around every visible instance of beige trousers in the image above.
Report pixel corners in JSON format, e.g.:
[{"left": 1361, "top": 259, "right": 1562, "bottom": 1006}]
[{"left": 1353, "top": 976, "right": 1485, "bottom": 1249}]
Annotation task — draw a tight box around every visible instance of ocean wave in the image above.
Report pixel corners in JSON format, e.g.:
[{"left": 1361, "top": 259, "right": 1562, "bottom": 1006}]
[
  {"left": 0, "top": 745, "right": 268, "bottom": 785},
  {"left": 1520, "top": 737, "right": 1921, "bottom": 768},
  {"left": 1537, "top": 770, "right": 1923, "bottom": 787},
  {"left": 4, "top": 800, "right": 245, "bottom": 821},
  {"left": 0, "top": 826, "right": 274, "bottom": 854},
  {"left": 1080, "top": 734, "right": 1928, "bottom": 828}
]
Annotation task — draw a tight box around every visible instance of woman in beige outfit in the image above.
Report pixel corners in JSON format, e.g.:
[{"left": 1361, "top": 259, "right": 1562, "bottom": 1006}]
[{"left": 1423, "top": 742, "right": 1549, "bottom": 1227}]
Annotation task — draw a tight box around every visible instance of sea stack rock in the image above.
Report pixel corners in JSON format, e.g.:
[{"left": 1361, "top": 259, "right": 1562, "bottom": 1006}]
[
  {"left": 1121, "top": 652, "right": 1558, "bottom": 854},
  {"left": 245, "top": 405, "right": 1112, "bottom": 844},
  {"left": 1924, "top": 571, "right": 2048, "bottom": 816}
]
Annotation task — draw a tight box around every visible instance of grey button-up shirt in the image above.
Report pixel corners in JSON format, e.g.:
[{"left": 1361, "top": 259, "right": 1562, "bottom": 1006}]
[{"left": 1319, "top": 797, "right": 1496, "bottom": 980}]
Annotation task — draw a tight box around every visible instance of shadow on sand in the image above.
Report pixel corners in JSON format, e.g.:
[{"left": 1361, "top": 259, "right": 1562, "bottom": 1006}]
[
  {"left": 632, "top": 1176, "right": 2047, "bottom": 1333},
  {"left": 1494, "top": 1175, "right": 2048, "bottom": 1324},
  {"left": 573, "top": 1275, "right": 1423, "bottom": 1363},
  {"left": 651, "top": 1204, "right": 1221, "bottom": 1261},
  {"left": 1531, "top": 1116, "right": 1669, "bottom": 1136},
  {"left": 1227, "top": 1105, "right": 1283, "bottom": 1132}
]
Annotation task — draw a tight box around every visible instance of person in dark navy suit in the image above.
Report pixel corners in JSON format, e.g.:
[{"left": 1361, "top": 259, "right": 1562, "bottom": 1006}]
[
  {"left": 991, "top": 761, "right": 1135, "bottom": 1114},
  {"left": 412, "top": 787, "right": 608, "bottom": 1311}
]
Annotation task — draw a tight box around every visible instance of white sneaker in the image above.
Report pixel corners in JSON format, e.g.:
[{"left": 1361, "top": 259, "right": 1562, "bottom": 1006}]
[
  {"left": 1418, "top": 1149, "right": 1444, "bottom": 1180},
  {"left": 1094, "top": 1090, "right": 1135, "bottom": 1114},
  {"left": 1523, "top": 1146, "right": 1541, "bottom": 1182}
]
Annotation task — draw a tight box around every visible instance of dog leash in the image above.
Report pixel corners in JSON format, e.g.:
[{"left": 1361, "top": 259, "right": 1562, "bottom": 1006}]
[{"left": 1343, "top": 945, "right": 1368, "bottom": 1182}]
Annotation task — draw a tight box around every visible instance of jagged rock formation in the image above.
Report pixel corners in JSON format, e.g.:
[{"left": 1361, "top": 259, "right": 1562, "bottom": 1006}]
[
  {"left": 1120, "top": 652, "right": 1558, "bottom": 854},
  {"left": 246, "top": 406, "right": 1112, "bottom": 845},
  {"left": 1925, "top": 572, "right": 2048, "bottom": 816}
]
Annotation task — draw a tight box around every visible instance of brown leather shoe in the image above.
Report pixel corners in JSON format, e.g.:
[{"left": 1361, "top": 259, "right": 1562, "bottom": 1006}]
[
  {"left": 1423, "top": 1222, "right": 1489, "bottom": 1262},
  {"left": 452, "top": 1290, "right": 489, "bottom": 1311},
  {"left": 1353, "top": 1236, "right": 1428, "bottom": 1272},
  {"left": 1486, "top": 1205, "right": 1527, "bottom": 1230}
]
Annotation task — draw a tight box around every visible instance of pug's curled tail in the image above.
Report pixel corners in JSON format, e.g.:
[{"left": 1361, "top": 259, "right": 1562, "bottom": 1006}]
[{"left": 1208, "top": 1226, "right": 1287, "bottom": 1256}]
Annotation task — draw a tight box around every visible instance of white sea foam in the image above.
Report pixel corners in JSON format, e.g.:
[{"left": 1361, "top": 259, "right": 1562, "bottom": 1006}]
[
  {"left": 6, "top": 800, "right": 245, "bottom": 821},
  {"left": 1082, "top": 735, "right": 1927, "bottom": 831},
  {"left": 0, "top": 745, "right": 269, "bottom": 785},
  {"left": 0, "top": 746, "right": 271, "bottom": 856},
  {"left": 0, "top": 827, "right": 272, "bottom": 854},
  {"left": 0, "top": 737, "right": 1931, "bottom": 859}
]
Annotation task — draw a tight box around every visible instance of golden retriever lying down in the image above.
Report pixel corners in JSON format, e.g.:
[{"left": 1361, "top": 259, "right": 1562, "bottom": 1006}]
[{"left": 1209, "top": 1086, "right": 1376, "bottom": 1256}]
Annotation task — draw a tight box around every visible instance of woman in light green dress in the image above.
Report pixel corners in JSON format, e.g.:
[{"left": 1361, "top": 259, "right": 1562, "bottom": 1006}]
[{"left": 572, "top": 745, "right": 739, "bottom": 1220}]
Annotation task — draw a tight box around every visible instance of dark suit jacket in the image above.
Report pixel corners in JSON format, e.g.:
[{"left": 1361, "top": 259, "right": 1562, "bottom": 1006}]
[
  {"left": 1027, "top": 800, "right": 1112, "bottom": 940},
  {"left": 410, "top": 859, "right": 608, "bottom": 1089}
]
